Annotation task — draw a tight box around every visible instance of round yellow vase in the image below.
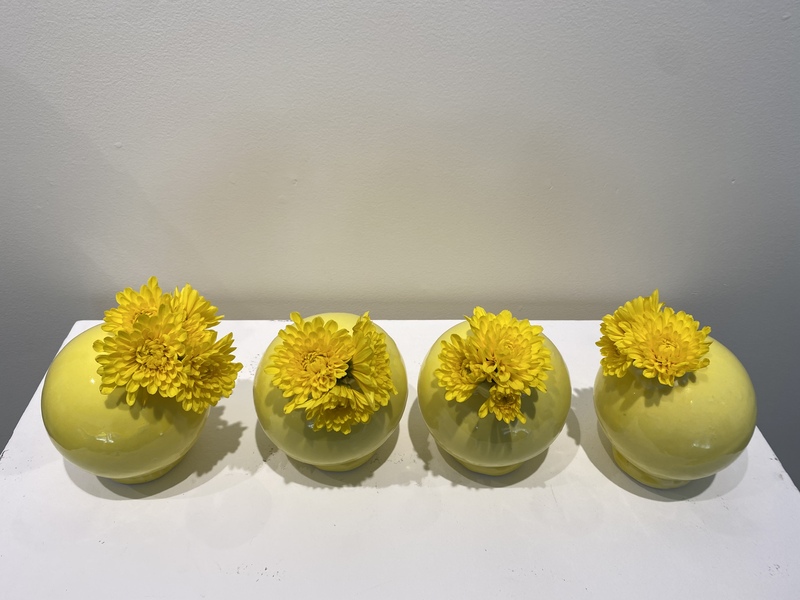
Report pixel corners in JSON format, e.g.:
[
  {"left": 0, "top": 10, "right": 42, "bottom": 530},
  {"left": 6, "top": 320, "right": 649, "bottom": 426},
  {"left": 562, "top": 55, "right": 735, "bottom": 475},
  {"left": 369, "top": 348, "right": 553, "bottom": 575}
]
[
  {"left": 253, "top": 313, "right": 408, "bottom": 471},
  {"left": 418, "top": 321, "right": 572, "bottom": 476},
  {"left": 41, "top": 325, "right": 209, "bottom": 484},
  {"left": 593, "top": 337, "right": 757, "bottom": 489}
]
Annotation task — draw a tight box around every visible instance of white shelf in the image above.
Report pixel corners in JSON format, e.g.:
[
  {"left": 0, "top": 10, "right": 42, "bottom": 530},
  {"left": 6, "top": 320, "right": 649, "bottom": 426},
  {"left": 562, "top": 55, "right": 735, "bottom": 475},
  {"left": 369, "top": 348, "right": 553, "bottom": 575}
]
[{"left": 2, "top": 320, "right": 799, "bottom": 598}]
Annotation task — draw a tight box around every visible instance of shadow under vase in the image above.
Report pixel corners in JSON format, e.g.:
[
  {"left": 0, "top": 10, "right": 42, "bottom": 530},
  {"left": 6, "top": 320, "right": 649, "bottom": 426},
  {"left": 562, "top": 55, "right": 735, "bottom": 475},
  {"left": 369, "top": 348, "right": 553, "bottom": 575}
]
[
  {"left": 65, "top": 404, "right": 249, "bottom": 500},
  {"left": 254, "top": 420, "right": 400, "bottom": 488}
]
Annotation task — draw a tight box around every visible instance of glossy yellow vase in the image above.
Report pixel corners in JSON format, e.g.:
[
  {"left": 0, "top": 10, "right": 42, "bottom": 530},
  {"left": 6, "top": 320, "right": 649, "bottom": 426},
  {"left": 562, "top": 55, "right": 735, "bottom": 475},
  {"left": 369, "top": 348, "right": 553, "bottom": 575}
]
[
  {"left": 593, "top": 337, "right": 757, "bottom": 489},
  {"left": 418, "top": 321, "right": 572, "bottom": 476},
  {"left": 41, "top": 325, "right": 208, "bottom": 484},
  {"left": 253, "top": 313, "right": 408, "bottom": 471}
]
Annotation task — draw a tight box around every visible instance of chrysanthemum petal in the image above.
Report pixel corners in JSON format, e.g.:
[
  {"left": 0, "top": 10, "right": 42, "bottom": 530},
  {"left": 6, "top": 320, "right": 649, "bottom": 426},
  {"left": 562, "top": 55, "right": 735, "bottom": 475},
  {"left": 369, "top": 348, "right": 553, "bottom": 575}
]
[
  {"left": 266, "top": 312, "right": 395, "bottom": 434},
  {"left": 598, "top": 291, "right": 711, "bottom": 386},
  {"left": 436, "top": 307, "right": 552, "bottom": 423},
  {"left": 95, "top": 278, "right": 242, "bottom": 412},
  {"left": 478, "top": 386, "right": 527, "bottom": 424},
  {"left": 101, "top": 276, "right": 167, "bottom": 334}
]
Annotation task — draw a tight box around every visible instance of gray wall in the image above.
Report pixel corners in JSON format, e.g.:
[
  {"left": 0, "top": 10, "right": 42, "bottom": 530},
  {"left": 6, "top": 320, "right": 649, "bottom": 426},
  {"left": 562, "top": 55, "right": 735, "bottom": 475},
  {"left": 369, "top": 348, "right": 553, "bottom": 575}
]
[{"left": 2, "top": 1, "right": 798, "bottom": 485}]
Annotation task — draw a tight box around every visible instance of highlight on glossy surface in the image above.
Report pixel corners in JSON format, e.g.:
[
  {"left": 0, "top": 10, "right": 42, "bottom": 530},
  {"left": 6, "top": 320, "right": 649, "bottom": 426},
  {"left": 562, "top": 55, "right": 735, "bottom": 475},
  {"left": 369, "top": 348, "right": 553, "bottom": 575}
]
[
  {"left": 41, "top": 325, "right": 209, "bottom": 483},
  {"left": 253, "top": 313, "right": 408, "bottom": 471},
  {"left": 418, "top": 319, "right": 572, "bottom": 475},
  {"left": 594, "top": 337, "right": 757, "bottom": 489}
]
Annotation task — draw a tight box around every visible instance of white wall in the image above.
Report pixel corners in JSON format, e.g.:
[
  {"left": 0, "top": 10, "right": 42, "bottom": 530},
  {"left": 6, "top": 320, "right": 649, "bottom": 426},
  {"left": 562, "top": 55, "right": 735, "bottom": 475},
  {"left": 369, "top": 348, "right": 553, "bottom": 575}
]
[{"left": 2, "top": 2, "right": 798, "bottom": 482}]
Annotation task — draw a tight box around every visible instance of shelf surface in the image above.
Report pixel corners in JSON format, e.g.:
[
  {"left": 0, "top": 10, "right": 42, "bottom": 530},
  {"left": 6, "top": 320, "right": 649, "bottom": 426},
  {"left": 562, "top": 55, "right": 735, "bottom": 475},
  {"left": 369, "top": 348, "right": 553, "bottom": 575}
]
[{"left": 2, "top": 320, "right": 799, "bottom": 598}]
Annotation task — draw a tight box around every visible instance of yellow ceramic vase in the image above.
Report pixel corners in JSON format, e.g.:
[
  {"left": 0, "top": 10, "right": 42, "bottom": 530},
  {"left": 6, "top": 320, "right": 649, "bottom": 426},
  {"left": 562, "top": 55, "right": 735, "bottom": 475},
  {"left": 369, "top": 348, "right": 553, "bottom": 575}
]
[
  {"left": 41, "top": 325, "right": 209, "bottom": 484},
  {"left": 593, "top": 337, "right": 756, "bottom": 489},
  {"left": 253, "top": 313, "right": 408, "bottom": 471},
  {"left": 418, "top": 321, "right": 572, "bottom": 476}
]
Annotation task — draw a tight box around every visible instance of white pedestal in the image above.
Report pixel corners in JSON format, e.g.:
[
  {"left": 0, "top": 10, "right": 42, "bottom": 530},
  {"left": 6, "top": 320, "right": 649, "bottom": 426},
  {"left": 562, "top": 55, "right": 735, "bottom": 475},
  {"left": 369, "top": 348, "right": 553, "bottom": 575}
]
[{"left": 2, "top": 320, "right": 798, "bottom": 598}]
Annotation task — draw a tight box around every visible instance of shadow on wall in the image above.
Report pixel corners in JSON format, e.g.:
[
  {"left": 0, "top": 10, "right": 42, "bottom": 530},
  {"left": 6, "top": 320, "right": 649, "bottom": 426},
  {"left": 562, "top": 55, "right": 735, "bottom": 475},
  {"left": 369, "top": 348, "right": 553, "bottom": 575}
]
[
  {"left": 0, "top": 66, "right": 184, "bottom": 449},
  {"left": 690, "top": 277, "right": 800, "bottom": 488}
]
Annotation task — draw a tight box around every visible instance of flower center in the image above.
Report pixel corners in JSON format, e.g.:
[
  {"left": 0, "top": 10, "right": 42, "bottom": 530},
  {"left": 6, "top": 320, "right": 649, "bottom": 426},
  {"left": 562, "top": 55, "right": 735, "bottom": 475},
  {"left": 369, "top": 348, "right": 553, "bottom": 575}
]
[
  {"left": 302, "top": 351, "right": 328, "bottom": 373},
  {"left": 658, "top": 338, "right": 677, "bottom": 354},
  {"left": 483, "top": 356, "right": 498, "bottom": 373},
  {"left": 495, "top": 393, "right": 516, "bottom": 407},
  {"left": 338, "top": 361, "right": 358, "bottom": 389},
  {"left": 652, "top": 334, "right": 683, "bottom": 369},
  {"left": 136, "top": 339, "right": 171, "bottom": 371},
  {"left": 459, "top": 358, "right": 473, "bottom": 377}
]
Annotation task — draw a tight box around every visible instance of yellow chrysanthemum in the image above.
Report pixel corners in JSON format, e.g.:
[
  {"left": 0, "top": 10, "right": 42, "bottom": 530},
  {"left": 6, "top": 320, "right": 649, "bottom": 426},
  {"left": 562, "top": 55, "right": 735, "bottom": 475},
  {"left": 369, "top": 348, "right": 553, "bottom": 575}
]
[
  {"left": 95, "top": 277, "right": 243, "bottom": 413},
  {"left": 171, "top": 283, "right": 222, "bottom": 349},
  {"left": 435, "top": 307, "right": 552, "bottom": 424},
  {"left": 598, "top": 289, "right": 663, "bottom": 378},
  {"left": 101, "top": 276, "right": 166, "bottom": 334},
  {"left": 601, "top": 290, "right": 663, "bottom": 342},
  {"left": 466, "top": 307, "right": 552, "bottom": 395},
  {"left": 303, "top": 385, "right": 375, "bottom": 434},
  {"left": 266, "top": 313, "right": 355, "bottom": 412},
  {"left": 94, "top": 304, "right": 187, "bottom": 406},
  {"left": 349, "top": 312, "right": 398, "bottom": 407},
  {"left": 434, "top": 333, "right": 482, "bottom": 402},
  {"left": 597, "top": 290, "right": 711, "bottom": 386},
  {"left": 597, "top": 334, "right": 631, "bottom": 378},
  {"left": 265, "top": 312, "right": 396, "bottom": 434},
  {"left": 180, "top": 332, "right": 243, "bottom": 413},
  {"left": 478, "top": 386, "right": 527, "bottom": 425},
  {"left": 625, "top": 306, "right": 711, "bottom": 386}
]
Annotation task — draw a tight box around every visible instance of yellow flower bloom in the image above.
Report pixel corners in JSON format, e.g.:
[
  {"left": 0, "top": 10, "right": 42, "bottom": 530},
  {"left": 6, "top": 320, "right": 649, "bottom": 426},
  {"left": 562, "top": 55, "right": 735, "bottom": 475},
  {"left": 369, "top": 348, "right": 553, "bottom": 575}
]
[
  {"left": 435, "top": 307, "right": 552, "bottom": 424},
  {"left": 95, "top": 277, "right": 243, "bottom": 412},
  {"left": 266, "top": 312, "right": 396, "bottom": 434},
  {"left": 101, "top": 276, "right": 166, "bottom": 334},
  {"left": 466, "top": 307, "right": 552, "bottom": 395},
  {"left": 349, "top": 312, "right": 398, "bottom": 407},
  {"left": 180, "top": 332, "right": 243, "bottom": 413},
  {"left": 597, "top": 334, "right": 632, "bottom": 378},
  {"left": 597, "top": 291, "right": 711, "bottom": 386},
  {"left": 266, "top": 313, "right": 355, "bottom": 412},
  {"left": 625, "top": 306, "right": 711, "bottom": 386},
  {"left": 94, "top": 304, "right": 187, "bottom": 406},
  {"left": 171, "top": 283, "right": 222, "bottom": 349},
  {"left": 303, "top": 385, "right": 375, "bottom": 434},
  {"left": 598, "top": 289, "right": 663, "bottom": 377},
  {"left": 478, "top": 386, "right": 527, "bottom": 425},
  {"left": 434, "top": 333, "right": 482, "bottom": 402},
  {"left": 602, "top": 290, "right": 663, "bottom": 342}
]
